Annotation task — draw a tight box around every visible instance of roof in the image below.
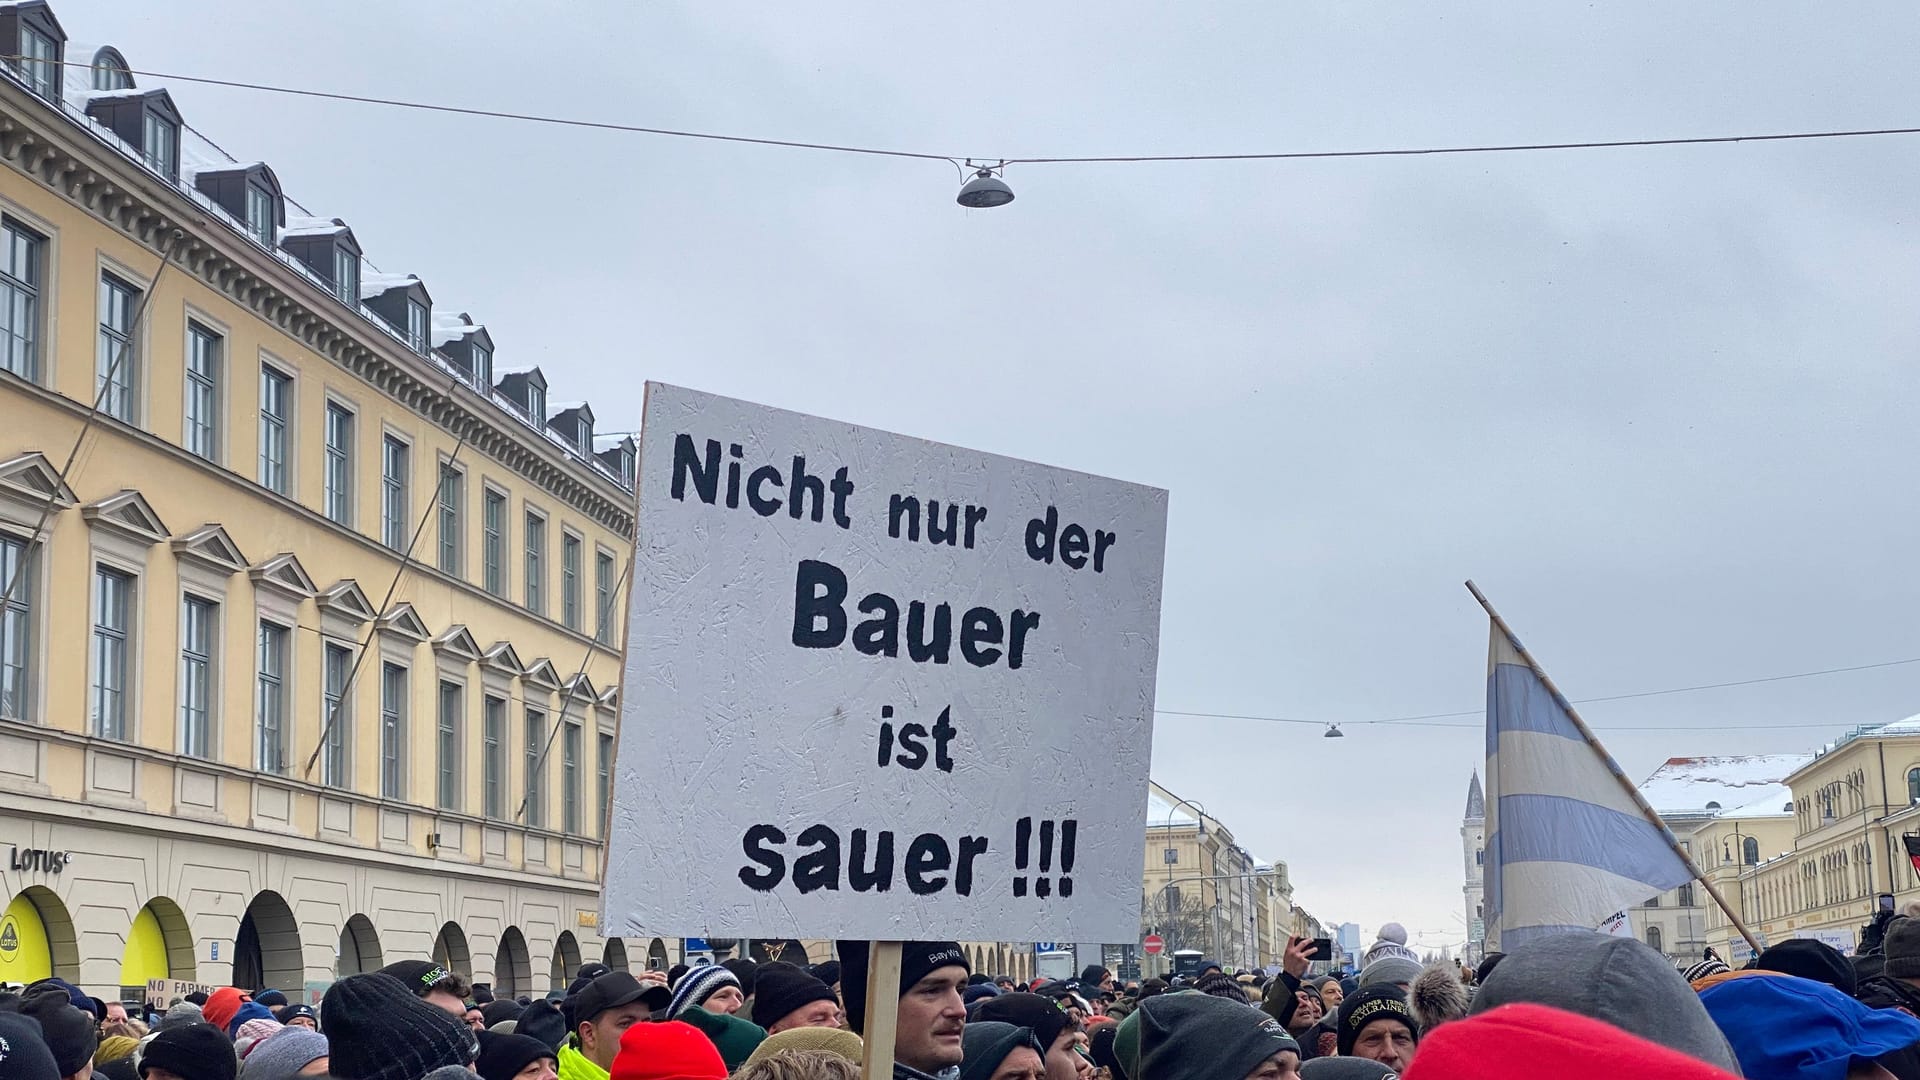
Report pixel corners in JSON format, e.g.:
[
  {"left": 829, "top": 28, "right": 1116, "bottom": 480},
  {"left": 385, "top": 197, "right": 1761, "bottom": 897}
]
[
  {"left": 1871, "top": 714, "right": 1920, "bottom": 736},
  {"left": 1464, "top": 770, "right": 1485, "bottom": 822},
  {"left": 1636, "top": 754, "right": 1812, "bottom": 816},
  {"left": 1717, "top": 786, "right": 1796, "bottom": 819},
  {"left": 360, "top": 271, "right": 421, "bottom": 300},
  {"left": 1145, "top": 790, "right": 1199, "bottom": 827},
  {"left": 283, "top": 215, "right": 349, "bottom": 239}
]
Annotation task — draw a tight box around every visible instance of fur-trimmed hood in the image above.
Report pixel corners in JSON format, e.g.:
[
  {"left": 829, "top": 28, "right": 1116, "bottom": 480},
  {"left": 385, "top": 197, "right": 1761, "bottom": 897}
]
[{"left": 1410, "top": 962, "right": 1471, "bottom": 1033}]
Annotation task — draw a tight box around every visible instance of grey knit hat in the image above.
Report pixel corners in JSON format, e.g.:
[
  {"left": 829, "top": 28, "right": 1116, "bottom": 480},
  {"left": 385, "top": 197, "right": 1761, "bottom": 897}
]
[
  {"left": 321, "top": 974, "right": 477, "bottom": 1080},
  {"left": 1884, "top": 917, "right": 1920, "bottom": 978},
  {"left": 158, "top": 1003, "right": 205, "bottom": 1031},
  {"left": 1357, "top": 956, "right": 1423, "bottom": 989},
  {"left": 665, "top": 965, "right": 740, "bottom": 1021},
  {"left": 240, "top": 1028, "right": 329, "bottom": 1080}
]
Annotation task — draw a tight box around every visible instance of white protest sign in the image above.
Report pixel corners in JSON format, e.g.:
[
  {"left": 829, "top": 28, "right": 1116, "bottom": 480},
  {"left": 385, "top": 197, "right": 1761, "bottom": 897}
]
[{"left": 603, "top": 383, "right": 1168, "bottom": 943}]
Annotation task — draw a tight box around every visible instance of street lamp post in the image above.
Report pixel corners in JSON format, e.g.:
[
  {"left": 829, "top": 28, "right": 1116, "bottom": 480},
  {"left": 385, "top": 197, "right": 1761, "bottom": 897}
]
[{"left": 1155, "top": 795, "right": 1209, "bottom": 978}]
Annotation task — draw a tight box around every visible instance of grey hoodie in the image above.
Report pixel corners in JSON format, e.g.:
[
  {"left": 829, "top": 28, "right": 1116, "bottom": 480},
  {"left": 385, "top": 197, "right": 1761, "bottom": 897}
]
[{"left": 1469, "top": 930, "right": 1741, "bottom": 1074}]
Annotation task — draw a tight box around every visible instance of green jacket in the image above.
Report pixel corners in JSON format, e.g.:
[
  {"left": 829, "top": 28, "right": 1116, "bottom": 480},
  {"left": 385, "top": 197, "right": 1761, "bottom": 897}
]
[{"left": 558, "top": 1040, "right": 609, "bottom": 1080}]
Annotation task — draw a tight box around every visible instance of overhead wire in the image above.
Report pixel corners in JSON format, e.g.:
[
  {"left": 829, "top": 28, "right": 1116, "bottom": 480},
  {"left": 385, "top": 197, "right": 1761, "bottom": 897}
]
[
  {"left": 1155, "top": 652, "right": 1920, "bottom": 732},
  {"left": 21, "top": 56, "right": 1920, "bottom": 172}
]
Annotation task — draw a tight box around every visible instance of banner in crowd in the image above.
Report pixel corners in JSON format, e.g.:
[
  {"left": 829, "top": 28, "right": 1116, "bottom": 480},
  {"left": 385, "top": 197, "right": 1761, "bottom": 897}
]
[{"left": 603, "top": 384, "right": 1169, "bottom": 942}]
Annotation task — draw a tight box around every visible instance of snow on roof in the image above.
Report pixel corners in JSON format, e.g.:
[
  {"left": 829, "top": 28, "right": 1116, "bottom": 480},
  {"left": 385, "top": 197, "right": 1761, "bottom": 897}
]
[
  {"left": 1718, "top": 785, "right": 1796, "bottom": 819},
  {"left": 1146, "top": 790, "right": 1199, "bottom": 827},
  {"left": 1637, "top": 754, "right": 1812, "bottom": 815},
  {"left": 83, "top": 87, "right": 151, "bottom": 103},
  {"left": 497, "top": 365, "right": 543, "bottom": 378},
  {"left": 284, "top": 215, "right": 348, "bottom": 238},
  {"left": 548, "top": 400, "right": 588, "bottom": 417},
  {"left": 592, "top": 433, "right": 633, "bottom": 452},
  {"left": 360, "top": 271, "right": 419, "bottom": 299},
  {"left": 1871, "top": 714, "right": 1920, "bottom": 736},
  {"left": 430, "top": 312, "right": 483, "bottom": 348}
]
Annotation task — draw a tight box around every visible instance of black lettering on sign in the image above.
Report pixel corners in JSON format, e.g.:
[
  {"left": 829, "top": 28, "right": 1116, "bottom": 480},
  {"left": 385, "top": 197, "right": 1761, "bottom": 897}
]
[
  {"left": 1025, "top": 506, "right": 1117, "bottom": 572},
  {"left": 669, "top": 436, "right": 854, "bottom": 528},
  {"left": 789, "top": 560, "right": 1041, "bottom": 669},
  {"left": 737, "top": 826, "right": 984, "bottom": 896},
  {"left": 1011, "top": 817, "right": 1077, "bottom": 898}
]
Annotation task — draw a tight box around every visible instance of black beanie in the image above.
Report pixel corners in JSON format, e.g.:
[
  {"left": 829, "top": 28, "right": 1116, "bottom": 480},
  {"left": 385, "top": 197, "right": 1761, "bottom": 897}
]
[
  {"left": 1335, "top": 986, "right": 1418, "bottom": 1057},
  {"left": 322, "top": 973, "right": 478, "bottom": 1080},
  {"left": 974, "top": 993, "right": 1069, "bottom": 1051},
  {"left": 20, "top": 985, "right": 98, "bottom": 1077},
  {"left": 667, "top": 965, "right": 690, "bottom": 989},
  {"left": 480, "top": 1000, "right": 525, "bottom": 1029},
  {"left": 722, "top": 959, "right": 759, "bottom": 997},
  {"left": 0, "top": 1012, "right": 60, "bottom": 1080},
  {"left": 139, "top": 1023, "right": 235, "bottom": 1080},
  {"left": 516, "top": 999, "right": 567, "bottom": 1052},
  {"left": 749, "top": 963, "right": 839, "bottom": 1030},
  {"left": 1757, "top": 938, "right": 1858, "bottom": 995},
  {"left": 473, "top": 1030, "right": 558, "bottom": 1080},
  {"left": 1089, "top": 1024, "right": 1125, "bottom": 1080},
  {"left": 1138, "top": 994, "right": 1298, "bottom": 1080},
  {"left": 836, "top": 941, "right": 969, "bottom": 1035},
  {"left": 810, "top": 962, "right": 842, "bottom": 989}
]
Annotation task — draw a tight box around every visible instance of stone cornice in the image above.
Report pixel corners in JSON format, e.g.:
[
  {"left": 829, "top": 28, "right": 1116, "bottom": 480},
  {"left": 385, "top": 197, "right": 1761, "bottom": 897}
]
[{"left": 0, "top": 77, "right": 635, "bottom": 537}]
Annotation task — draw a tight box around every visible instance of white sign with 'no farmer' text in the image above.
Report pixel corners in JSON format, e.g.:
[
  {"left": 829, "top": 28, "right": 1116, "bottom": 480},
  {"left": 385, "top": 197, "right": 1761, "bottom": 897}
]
[{"left": 603, "top": 384, "right": 1168, "bottom": 944}]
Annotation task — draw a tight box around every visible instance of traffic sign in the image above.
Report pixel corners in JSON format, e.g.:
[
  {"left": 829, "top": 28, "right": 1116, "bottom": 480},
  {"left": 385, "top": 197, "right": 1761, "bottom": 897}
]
[
  {"left": 1142, "top": 934, "right": 1165, "bottom": 955},
  {"left": 1035, "top": 942, "right": 1059, "bottom": 952}
]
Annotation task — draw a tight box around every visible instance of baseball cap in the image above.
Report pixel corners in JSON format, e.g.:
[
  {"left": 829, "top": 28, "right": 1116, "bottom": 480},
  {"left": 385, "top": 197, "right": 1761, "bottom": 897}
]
[
  {"left": 571, "top": 973, "right": 671, "bottom": 1027},
  {"left": 1700, "top": 973, "right": 1920, "bottom": 1080},
  {"left": 380, "top": 961, "right": 456, "bottom": 997}
]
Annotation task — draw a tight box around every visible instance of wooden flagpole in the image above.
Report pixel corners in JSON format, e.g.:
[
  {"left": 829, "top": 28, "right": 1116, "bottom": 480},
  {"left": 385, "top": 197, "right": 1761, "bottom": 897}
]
[
  {"left": 859, "top": 941, "right": 904, "bottom": 1080},
  {"left": 1466, "top": 580, "right": 1763, "bottom": 956}
]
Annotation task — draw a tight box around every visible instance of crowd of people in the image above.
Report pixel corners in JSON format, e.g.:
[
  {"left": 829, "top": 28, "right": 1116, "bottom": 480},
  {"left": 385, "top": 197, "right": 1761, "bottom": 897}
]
[{"left": 18, "top": 912, "right": 1920, "bottom": 1080}]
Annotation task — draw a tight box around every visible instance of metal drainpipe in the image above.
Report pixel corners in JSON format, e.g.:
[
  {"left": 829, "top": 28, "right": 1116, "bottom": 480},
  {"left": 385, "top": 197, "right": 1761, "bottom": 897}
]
[{"left": 1880, "top": 742, "right": 1892, "bottom": 896}]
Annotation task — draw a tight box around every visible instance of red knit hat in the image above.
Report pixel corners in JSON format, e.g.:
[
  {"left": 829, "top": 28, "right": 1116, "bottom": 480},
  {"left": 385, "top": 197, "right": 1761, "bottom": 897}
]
[
  {"left": 610, "top": 1020, "right": 728, "bottom": 1080},
  {"left": 1403, "top": 1004, "right": 1740, "bottom": 1080},
  {"left": 201, "top": 987, "right": 249, "bottom": 1034}
]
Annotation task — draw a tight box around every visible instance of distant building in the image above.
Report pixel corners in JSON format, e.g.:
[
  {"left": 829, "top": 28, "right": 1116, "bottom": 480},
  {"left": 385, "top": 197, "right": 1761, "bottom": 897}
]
[{"left": 1462, "top": 772, "right": 1486, "bottom": 963}]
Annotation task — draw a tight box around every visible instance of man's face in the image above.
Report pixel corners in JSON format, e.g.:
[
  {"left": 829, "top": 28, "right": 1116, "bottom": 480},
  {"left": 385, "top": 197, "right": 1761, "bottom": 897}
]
[
  {"left": 465, "top": 1006, "right": 486, "bottom": 1030},
  {"left": 581, "top": 1003, "right": 652, "bottom": 1071},
  {"left": 285, "top": 1014, "right": 317, "bottom": 1031},
  {"left": 703, "top": 986, "right": 745, "bottom": 1015},
  {"left": 423, "top": 988, "right": 468, "bottom": 1017},
  {"left": 1317, "top": 982, "right": 1343, "bottom": 1011},
  {"left": 103, "top": 1002, "right": 128, "bottom": 1024},
  {"left": 989, "top": 1046, "right": 1047, "bottom": 1080},
  {"left": 513, "top": 1059, "right": 558, "bottom": 1080},
  {"left": 1243, "top": 1052, "right": 1300, "bottom": 1080},
  {"left": 893, "top": 966, "right": 968, "bottom": 1074},
  {"left": 1352, "top": 1021, "right": 1416, "bottom": 1071},
  {"left": 768, "top": 999, "right": 842, "bottom": 1034},
  {"left": 1285, "top": 993, "right": 1320, "bottom": 1035},
  {"left": 1043, "top": 1026, "right": 1086, "bottom": 1080}
]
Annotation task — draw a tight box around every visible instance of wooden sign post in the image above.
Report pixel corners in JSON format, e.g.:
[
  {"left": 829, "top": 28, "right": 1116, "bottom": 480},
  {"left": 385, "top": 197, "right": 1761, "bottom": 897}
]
[{"left": 859, "top": 941, "right": 903, "bottom": 1080}]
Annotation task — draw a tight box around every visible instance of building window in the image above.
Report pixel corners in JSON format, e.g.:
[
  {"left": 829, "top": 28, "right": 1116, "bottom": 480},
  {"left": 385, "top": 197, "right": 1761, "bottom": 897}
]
[
  {"left": 437, "top": 680, "right": 462, "bottom": 811},
  {"left": 92, "top": 54, "right": 131, "bottom": 92},
  {"left": 597, "top": 732, "right": 613, "bottom": 835},
  {"left": 179, "top": 596, "right": 215, "bottom": 758},
  {"left": 246, "top": 184, "right": 275, "bottom": 247},
  {"left": 405, "top": 298, "right": 428, "bottom": 354},
  {"left": 97, "top": 274, "right": 138, "bottom": 422},
  {"left": 0, "top": 219, "right": 43, "bottom": 381},
  {"left": 380, "top": 662, "right": 407, "bottom": 799},
  {"left": 561, "top": 533, "right": 582, "bottom": 631},
  {"left": 256, "top": 621, "right": 288, "bottom": 773},
  {"left": 484, "top": 695, "right": 505, "bottom": 819},
  {"left": 528, "top": 383, "right": 545, "bottom": 424},
  {"left": 1643, "top": 894, "right": 1660, "bottom": 908},
  {"left": 1909, "top": 768, "right": 1920, "bottom": 805},
  {"left": 185, "top": 322, "right": 222, "bottom": 460},
  {"left": 562, "top": 720, "right": 581, "bottom": 834},
  {"left": 594, "top": 551, "right": 614, "bottom": 644},
  {"left": 471, "top": 343, "right": 492, "bottom": 387},
  {"left": 16, "top": 25, "right": 56, "bottom": 100},
  {"left": 1645, "top": 925, "right": 1662, "bottom": 952},
  {"left": 332, "top": 246, "right": 358, "bottom": 306},
  {"left": 321, "top": 643, "right": 351, "bottom": 788},
  {"left": 1676, "top": 882, "right": 1695, "bottom": 907},
  {"left": 324, "top": 402, "right": 354, "bottom": 524},
  {"left": 523, "top": 512, "right": 545, "bottom": 615},
  {"left": 258, "top": 365, "right": 291, "bottom": 494},
  {"left": 142, "top": 110, "right": 178, "bottom": 181},
  {"left": 0, "top": 534, "right": 34, "bottom": 720},
  {"left": 524, "top": 707, "right": 545, "bottom": 828},
  {"left": 1474, "top": 848, "right": 1483, "bottom": 866},
  {"left": 381, "top": 435, "right": 409, "bottom": 550},
  {"left": 91, "top": 566, "right": 132, "bottom": 739},
  {"left": 482, "top": 489, "right": 506, "bottom": 596},
  {"left": 437, "top": 465, "right": 462, "bottom": 575}
]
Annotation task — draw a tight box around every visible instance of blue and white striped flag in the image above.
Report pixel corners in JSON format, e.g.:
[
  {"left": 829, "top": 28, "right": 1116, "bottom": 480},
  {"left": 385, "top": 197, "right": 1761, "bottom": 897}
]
[{"left": 1484, "top": 619, "right": 1693, "bottom": 950}]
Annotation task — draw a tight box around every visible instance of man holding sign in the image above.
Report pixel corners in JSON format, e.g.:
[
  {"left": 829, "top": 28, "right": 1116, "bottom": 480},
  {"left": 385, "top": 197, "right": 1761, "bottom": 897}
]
[{"left": 840, "top": 942, "right": 972, "bottom": 1080}]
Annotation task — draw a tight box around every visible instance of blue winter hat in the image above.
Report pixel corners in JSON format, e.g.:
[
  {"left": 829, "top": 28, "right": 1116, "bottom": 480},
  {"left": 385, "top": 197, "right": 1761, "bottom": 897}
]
[
  {"left": 226, "top": 1001, "right": 276, "bottom": 1036},
  {"left": 1701, "top": 973, "right": 1920, "bottom": 1080}
]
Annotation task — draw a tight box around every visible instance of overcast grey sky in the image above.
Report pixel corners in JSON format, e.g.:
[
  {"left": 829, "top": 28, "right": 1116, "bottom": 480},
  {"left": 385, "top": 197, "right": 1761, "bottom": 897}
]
[{"left": 83, "top": 1, "right": 1920, "bottom": 951}]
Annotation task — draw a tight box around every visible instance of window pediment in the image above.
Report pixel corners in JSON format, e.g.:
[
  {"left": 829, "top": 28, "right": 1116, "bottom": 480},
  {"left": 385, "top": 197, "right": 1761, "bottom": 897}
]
[
  {"left": 82, "top": 490, "right": 168, "bottom": 545},
  {"left": 248, "top": 552, "right": 316, "bottom": 599},
  {"left": 169, "top": 523, "right": 248, "bottom": 574}
]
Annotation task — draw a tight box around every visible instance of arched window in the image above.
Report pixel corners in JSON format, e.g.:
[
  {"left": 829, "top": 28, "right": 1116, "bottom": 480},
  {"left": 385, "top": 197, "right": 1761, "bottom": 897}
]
[
  {"left": 1646, "top": 925, "right": 1663, "bottom": 952},
  {"left": 1907, "top": 767, "right": 1920, "bottom": 805},
  {"left": 1743, "top": 836, "right": 1760, "bottom": 865}
]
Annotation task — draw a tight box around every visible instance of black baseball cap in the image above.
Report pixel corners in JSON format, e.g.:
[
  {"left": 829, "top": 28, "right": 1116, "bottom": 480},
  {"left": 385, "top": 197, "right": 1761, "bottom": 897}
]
[{"left": 569, "top": 973, "right": 670, "bottom": 1026}]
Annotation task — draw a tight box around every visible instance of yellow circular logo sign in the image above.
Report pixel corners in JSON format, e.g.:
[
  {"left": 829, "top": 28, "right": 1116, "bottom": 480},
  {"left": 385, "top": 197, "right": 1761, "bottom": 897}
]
[{"left": 0, "top": 915, "right": 19, "bottom": 958}]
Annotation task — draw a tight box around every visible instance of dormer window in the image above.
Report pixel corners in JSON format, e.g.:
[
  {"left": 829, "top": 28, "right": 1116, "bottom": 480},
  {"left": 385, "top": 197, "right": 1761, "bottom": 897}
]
[
  {"left": 247, "top": 185, "right": 274, "bottom": 245},
  {"left": 0, "top": 3, "right": 64, "bottom": 104},
  {"left": 528, "top": 382, "right": 545, "bottom": 422},
  {"left": 17, "top": 25, "right": 55, "bottom": 99},
  {"left": 90, "top": 48, "right": 132, "bottom": 91},
  {"left": 142, "top": 110, "right": 178, "bottom": 180},
  {"left": 472, "top": 342, "right": 492, "bottom": 387},
  {"left": 406, "top": 298, "right": 428, "bottom": 353},
  {"left": 333, "top": 247, "right": 358, "bottom": 304}
]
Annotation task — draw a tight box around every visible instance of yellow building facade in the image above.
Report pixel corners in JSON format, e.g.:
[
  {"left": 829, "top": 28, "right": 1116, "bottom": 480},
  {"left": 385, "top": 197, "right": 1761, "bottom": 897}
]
[{"left": 0, "top": 2, "right": 659, "bottom": 1001}]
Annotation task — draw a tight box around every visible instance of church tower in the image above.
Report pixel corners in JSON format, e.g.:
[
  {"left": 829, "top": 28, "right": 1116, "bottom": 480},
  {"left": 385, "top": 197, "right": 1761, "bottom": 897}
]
[{"left": 1463, "top": 771, "right": 1487, "bottom": 963}]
